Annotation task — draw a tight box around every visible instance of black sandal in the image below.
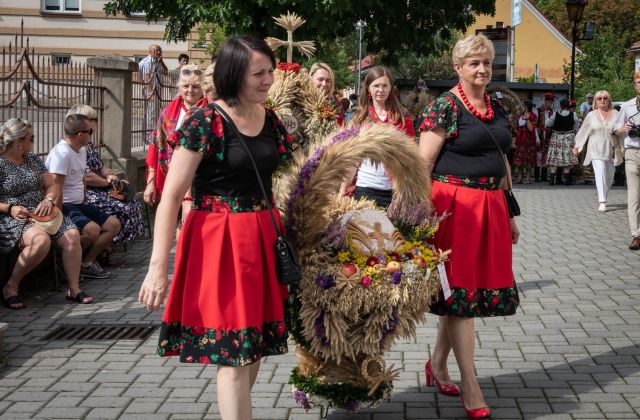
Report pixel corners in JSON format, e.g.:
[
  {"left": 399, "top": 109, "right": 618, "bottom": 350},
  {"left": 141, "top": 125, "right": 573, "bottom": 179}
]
[
  {"left": 3, "top": 295, "right": 26, "bottom": 310},
  {"left": 66, "top": 292, "right": 94, "bottom": 304}
]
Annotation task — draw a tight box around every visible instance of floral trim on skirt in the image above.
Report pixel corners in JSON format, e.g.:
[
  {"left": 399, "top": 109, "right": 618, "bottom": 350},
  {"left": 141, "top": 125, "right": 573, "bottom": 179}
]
[
  {"left": 158, "top": 320, "right": 288, "bottom": 366},
  {"left": 545, "top": 131, "right": 578, "bottom": 167},
  {"left": 429, "top": 284, "right": 519, "bottom": 317}
]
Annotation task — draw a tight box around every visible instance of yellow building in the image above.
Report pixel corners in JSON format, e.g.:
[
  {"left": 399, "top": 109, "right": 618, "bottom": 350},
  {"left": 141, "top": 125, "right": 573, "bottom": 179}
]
[
  {"left": 466, "top": 0, "right": 579, "bottom": 83},
  {"left": 0, "top": 0, "right": 209, "bottom": 67}
]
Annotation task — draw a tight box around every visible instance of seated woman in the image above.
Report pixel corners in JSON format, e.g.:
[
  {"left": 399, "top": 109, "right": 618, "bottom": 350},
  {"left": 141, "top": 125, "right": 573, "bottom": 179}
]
[
  {"left": 0, "top": 118, "right": 93, "bottom": 309},
  {"left": 66, "top": 104, "right": 144, "bottom": 248}
]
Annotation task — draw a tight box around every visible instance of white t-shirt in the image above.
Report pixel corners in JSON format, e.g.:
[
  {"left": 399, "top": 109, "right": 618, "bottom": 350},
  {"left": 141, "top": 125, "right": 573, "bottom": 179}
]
[
  {"left": 355, "top": 114, "right": 392, "bottom": 190},
  {"left": 45, "top": 140, "right": 87, "bottom": 204}
]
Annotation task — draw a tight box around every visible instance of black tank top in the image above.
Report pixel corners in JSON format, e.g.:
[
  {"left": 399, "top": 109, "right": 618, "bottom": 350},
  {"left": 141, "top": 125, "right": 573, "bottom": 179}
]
[{"left": 552, "top": 111, "right": 575, "bottom": 132}]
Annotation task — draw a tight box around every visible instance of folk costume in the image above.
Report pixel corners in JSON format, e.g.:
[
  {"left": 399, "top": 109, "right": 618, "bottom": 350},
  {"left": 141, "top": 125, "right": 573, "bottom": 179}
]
[
  {"left": 145, "top": 96, "right": 208, "bottom": 198},
  {"left": 158, "top": 104, "right": 294, "bottom": 365},
  {"left": 535, "top": 102, "right": 554, "bottom": 181},
  {"left": 354, "top": 107, "right": 415, "bottom": 207},
  {"left": 419, "top": 92, "right": 519, "bottom": 317},
  {"left": 513, "top": 111, "right": 537, "bottom": 171},
  {"left": 545, "top": 110, "right": 580, "bottom": 168}
]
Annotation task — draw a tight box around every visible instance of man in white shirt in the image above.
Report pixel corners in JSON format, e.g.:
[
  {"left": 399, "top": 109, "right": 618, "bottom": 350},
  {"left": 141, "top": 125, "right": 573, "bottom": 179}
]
[
  {"left": 138, "top": 44, "right": 168, "bottom": 129},
  {"left": 613, "top": 71, "right": 640, "bottom": 250},
  {"left": 46, "top": 114, "right": 121, "bottom": 278}
]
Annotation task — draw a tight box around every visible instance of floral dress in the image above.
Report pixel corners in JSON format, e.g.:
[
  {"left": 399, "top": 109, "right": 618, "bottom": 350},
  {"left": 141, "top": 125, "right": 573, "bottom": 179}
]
[
  {"left": 418, "top": 92, "right": 519, "bottom": 317},
  {"left": 158, "top": 104, "right": 294, "bottom": 365},
  {"left": 0, "top": 153, "right": 77, "bottom": 253},
  {"left": 84, "top": 143, "right": 144, "bottom": 245}
]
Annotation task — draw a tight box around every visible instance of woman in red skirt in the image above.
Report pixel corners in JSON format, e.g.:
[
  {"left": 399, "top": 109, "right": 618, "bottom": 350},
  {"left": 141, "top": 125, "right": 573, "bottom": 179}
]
[
  {"left": 418, "top": 34, "right": 520, "bottom": 419},
  {"left": 139, "top": 36, "right": 293, "bottom": 419}
]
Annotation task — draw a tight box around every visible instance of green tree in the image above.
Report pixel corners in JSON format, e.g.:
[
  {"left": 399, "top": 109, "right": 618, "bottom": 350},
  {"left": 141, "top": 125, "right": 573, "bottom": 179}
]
[
  {"left": 195, "top": 23, "right": 227, "bottom": 60},
  {"left": 572, "top": 27, "right": 635, "bottom": 101},
  {"left": 104, "top": 0, "right": 497, "bottom": 62}
]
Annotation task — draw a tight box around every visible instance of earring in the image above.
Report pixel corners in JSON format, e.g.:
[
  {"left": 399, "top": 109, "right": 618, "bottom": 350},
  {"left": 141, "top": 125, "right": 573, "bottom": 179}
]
[{"left": 368, "top": 92, "right": 372, "bottom": 100}]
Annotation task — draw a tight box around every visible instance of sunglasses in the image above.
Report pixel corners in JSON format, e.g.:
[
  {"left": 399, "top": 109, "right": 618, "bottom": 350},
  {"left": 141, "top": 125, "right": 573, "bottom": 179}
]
[
  {"left": 181, "top": 68, "right": 202, "bottom": 76},
  {"left": 75, "top": 128, "right": 94, "bottom": 136},
  {"left": 596, "top": 97, "right": 609, "bottom": 101}
]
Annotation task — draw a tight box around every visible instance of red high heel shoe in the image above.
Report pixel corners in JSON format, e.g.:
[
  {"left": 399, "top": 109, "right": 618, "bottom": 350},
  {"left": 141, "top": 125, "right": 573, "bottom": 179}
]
[
  {"left": 461, "top": 393, "right": 491, "bottom": 419},
  {"left": 424, "top": 359, "right": 460, "bottom": 396}
]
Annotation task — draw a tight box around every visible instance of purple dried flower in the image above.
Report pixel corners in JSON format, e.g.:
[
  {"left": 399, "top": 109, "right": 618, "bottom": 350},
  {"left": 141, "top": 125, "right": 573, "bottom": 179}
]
[
  {"left": 321, "top": 219, "right": 347, "bottom": 249},
  {"left": 391, "top": 270, "right": 402, "bottom": 285},
  {"left": 345, "top": 400, "right": 360, "bottom": 414},
  {"left": 293, "top": 389, "right": 312, "bottom": 411},
  {"left": 315, "top": 275, "right": 333, "bottom": 289}
]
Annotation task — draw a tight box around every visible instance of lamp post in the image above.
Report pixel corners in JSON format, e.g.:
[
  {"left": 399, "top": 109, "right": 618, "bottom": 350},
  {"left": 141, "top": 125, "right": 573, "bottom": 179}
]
[
  {"left": 566, "top": 0, "right": 588, "bottom": 100},
  {"left": 355, "top": 20, "right": 364, "bottom": 96}
]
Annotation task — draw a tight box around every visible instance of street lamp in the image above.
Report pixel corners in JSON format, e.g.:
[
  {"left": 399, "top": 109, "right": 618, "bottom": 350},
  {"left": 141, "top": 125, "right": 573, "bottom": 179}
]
[
  {"left": 355, "top": 20, "right": 364, "bottom": 96},
  {"left": 566, "top": 0, "right": 588, "bottom": 100}
]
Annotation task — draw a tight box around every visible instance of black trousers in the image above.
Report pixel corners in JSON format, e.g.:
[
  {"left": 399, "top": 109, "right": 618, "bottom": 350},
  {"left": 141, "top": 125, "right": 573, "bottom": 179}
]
[{"left": 354, "top": 186, "right": 392, "bottom": 209}]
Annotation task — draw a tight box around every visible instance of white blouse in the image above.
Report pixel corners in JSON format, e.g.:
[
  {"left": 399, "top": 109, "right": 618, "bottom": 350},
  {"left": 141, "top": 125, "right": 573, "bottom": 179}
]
[{"left": 574, "top": 109, "right": 620, "bottom": 165}]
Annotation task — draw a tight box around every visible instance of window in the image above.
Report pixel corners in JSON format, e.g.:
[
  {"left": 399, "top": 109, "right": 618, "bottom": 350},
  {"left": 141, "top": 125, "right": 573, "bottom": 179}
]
[
  {"left": 42, "top": 0, "right": 80, "bottom": 13},
  {"left": 52, "top": 54, "right": 71, "bottom": 66}
]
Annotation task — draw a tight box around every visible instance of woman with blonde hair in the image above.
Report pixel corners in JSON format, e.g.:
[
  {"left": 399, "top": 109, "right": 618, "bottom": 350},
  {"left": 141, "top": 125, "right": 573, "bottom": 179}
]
[
  {"left": 573, "top": 90, "right": 620, "bottom": 212},
  {"left": 1, "top": 118, "right": 93, "bottom": 308},
  {"left": 309, "top": 62, "right": 335, "bottom": 100},
  {"left": 201, "top": 62, "right": 217, "bottom": 101},
  {"left": 418, "top": 34, "right": 520, "bottom": 418},
  {"left": 144, "top": 63, "right": 208, "bottom": 207},
  {"left": 340, "top": 65, "right": 415, "bottom": 207}
]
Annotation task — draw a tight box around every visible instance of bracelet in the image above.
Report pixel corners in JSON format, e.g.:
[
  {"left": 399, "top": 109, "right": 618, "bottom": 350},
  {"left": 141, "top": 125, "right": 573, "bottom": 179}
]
[
  {"left": 7, "top": 204, "right": 14, "bottom": 215},
  {"left": 45, "top": 197, "right": 55, "bottom": 204}
]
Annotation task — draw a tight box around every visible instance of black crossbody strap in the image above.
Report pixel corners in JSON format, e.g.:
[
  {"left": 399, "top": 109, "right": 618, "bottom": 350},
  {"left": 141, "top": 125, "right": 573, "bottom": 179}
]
[{"left": 212, "top": 103, "right": 283, "bottom": 239}]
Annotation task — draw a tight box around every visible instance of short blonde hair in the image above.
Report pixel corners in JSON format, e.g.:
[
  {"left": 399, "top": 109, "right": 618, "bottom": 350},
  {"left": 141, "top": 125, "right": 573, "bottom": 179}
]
[
  {"left": 0, "top": 118, "right": 32, "bottom": 153},
  {"left": 452, "top": 34, "right": 495, "bottom": 67},
  {"left": 591, "top": 90, "right": 612, "bottom": 110},
  {"left": 177, "top": 63, "right": 202, "bottom": 88},
  {"left": 66, "top": 104, "right": 97, "bottom": 120},
  {"left": 202, "top": 63, "right": 217, "bottom": 100},
  {"left": 634, "top": 71, "right": 640, "bottom": 82},
  {"left": 309, "top": 62, "right": 335, "bottom": 98}
]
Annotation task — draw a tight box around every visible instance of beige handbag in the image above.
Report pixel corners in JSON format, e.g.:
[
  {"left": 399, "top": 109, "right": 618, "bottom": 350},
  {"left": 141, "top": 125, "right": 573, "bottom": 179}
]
[
  {"left": 614, "top": 147, "right": 624, "bottom": 166},
  {"left": 29, "top": 206, "right": 63, "bottom": 235}
]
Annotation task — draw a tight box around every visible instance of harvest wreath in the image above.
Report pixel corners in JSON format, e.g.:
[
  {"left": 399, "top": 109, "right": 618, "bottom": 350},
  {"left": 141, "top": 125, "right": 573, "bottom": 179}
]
[{"left": 276, "top": 123, "right": 450, "bottom": 413}]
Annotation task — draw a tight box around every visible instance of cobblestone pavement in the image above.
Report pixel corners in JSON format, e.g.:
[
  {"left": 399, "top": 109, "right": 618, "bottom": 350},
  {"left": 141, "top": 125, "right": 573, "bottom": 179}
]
[{"left": 0, "top": 183, "right": 639, "bottom": 419}]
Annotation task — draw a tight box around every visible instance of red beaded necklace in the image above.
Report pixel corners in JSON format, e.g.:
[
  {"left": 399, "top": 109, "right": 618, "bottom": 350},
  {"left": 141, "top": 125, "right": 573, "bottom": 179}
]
[
  {"left": 181, "top": 101, "right": 190, "bottom": 113},
  {"left": 457, "top": 83, "right": 494, "bottom": 121}
]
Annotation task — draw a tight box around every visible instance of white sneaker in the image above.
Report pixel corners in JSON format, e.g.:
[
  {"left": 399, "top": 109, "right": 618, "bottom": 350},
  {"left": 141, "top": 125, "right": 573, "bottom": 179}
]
[{"left": 598, "top": 203, "right": 606, "bottom": 213}]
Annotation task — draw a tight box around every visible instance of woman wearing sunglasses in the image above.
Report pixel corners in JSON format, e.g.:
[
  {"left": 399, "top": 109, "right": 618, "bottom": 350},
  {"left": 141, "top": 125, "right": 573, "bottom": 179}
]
[
  {"left": 144, "top": 63, "right": 208, "bottom": 209},
  {"left": 573, "top": 90, "right": 620, "bottom": 212}
]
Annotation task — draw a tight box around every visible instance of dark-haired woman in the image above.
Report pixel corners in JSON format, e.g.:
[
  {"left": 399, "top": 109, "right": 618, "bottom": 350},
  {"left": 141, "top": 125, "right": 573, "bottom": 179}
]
[
  {"left": 139, "top": 36, "right": 293, "bottom": 419},
  {"left": 340, "top": 66, "right": 415, "bottom": 208},
  {"left": 545, "top": 99, "right": 581, "bottom": 185},
  {"left": 512, "top": 101, "right": 537, "bottom": 184}
]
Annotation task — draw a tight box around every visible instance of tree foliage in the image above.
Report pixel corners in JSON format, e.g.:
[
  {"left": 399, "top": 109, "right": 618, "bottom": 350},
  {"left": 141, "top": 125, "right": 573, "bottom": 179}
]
[
  {"left": 104, "top": 0, "right": 496, "bottom": 63},
  {"left": 534, "top": 0, "right": 639, "bottom": 101}
]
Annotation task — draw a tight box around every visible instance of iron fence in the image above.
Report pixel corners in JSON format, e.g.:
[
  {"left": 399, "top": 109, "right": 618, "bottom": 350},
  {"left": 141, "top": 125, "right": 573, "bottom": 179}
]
[
  {"left": 0, "top": 31, "right": 104, "bottom": 158},
  {"left": 131, "top": 66, "right": 177, "bottom": 152}
]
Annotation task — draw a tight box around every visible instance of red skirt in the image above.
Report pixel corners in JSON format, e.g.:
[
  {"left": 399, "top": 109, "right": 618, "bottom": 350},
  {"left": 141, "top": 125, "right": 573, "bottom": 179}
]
[
  {"left": 158, "top": 209, "right": 289, "bottom": 365},
  {"left": 429, "top": 180, "right": 519, "bottom": 317}
]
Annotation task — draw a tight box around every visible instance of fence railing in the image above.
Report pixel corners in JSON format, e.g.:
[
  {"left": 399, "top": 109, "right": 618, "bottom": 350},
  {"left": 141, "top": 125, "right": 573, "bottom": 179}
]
[
  {"left": 131, "top": 66, "right": 177, "bottom": 152},
  {"left": 1, "top": 31, "right": 104, "bottom": 158}
]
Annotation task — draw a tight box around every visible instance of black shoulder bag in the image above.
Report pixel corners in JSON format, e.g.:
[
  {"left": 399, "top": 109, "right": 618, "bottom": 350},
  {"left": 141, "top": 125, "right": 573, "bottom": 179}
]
[
  {"left": 478, "top": 116, "right": 521, "bottom": 218},
  {"left": 212, "top": 103, "right": 301, "bottom": 285}
]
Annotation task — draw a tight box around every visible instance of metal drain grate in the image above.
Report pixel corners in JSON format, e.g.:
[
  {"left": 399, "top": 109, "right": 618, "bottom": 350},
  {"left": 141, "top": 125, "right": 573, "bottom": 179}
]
[{"left": 42, "top": 324, "right": 157, "bottom": 341}]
